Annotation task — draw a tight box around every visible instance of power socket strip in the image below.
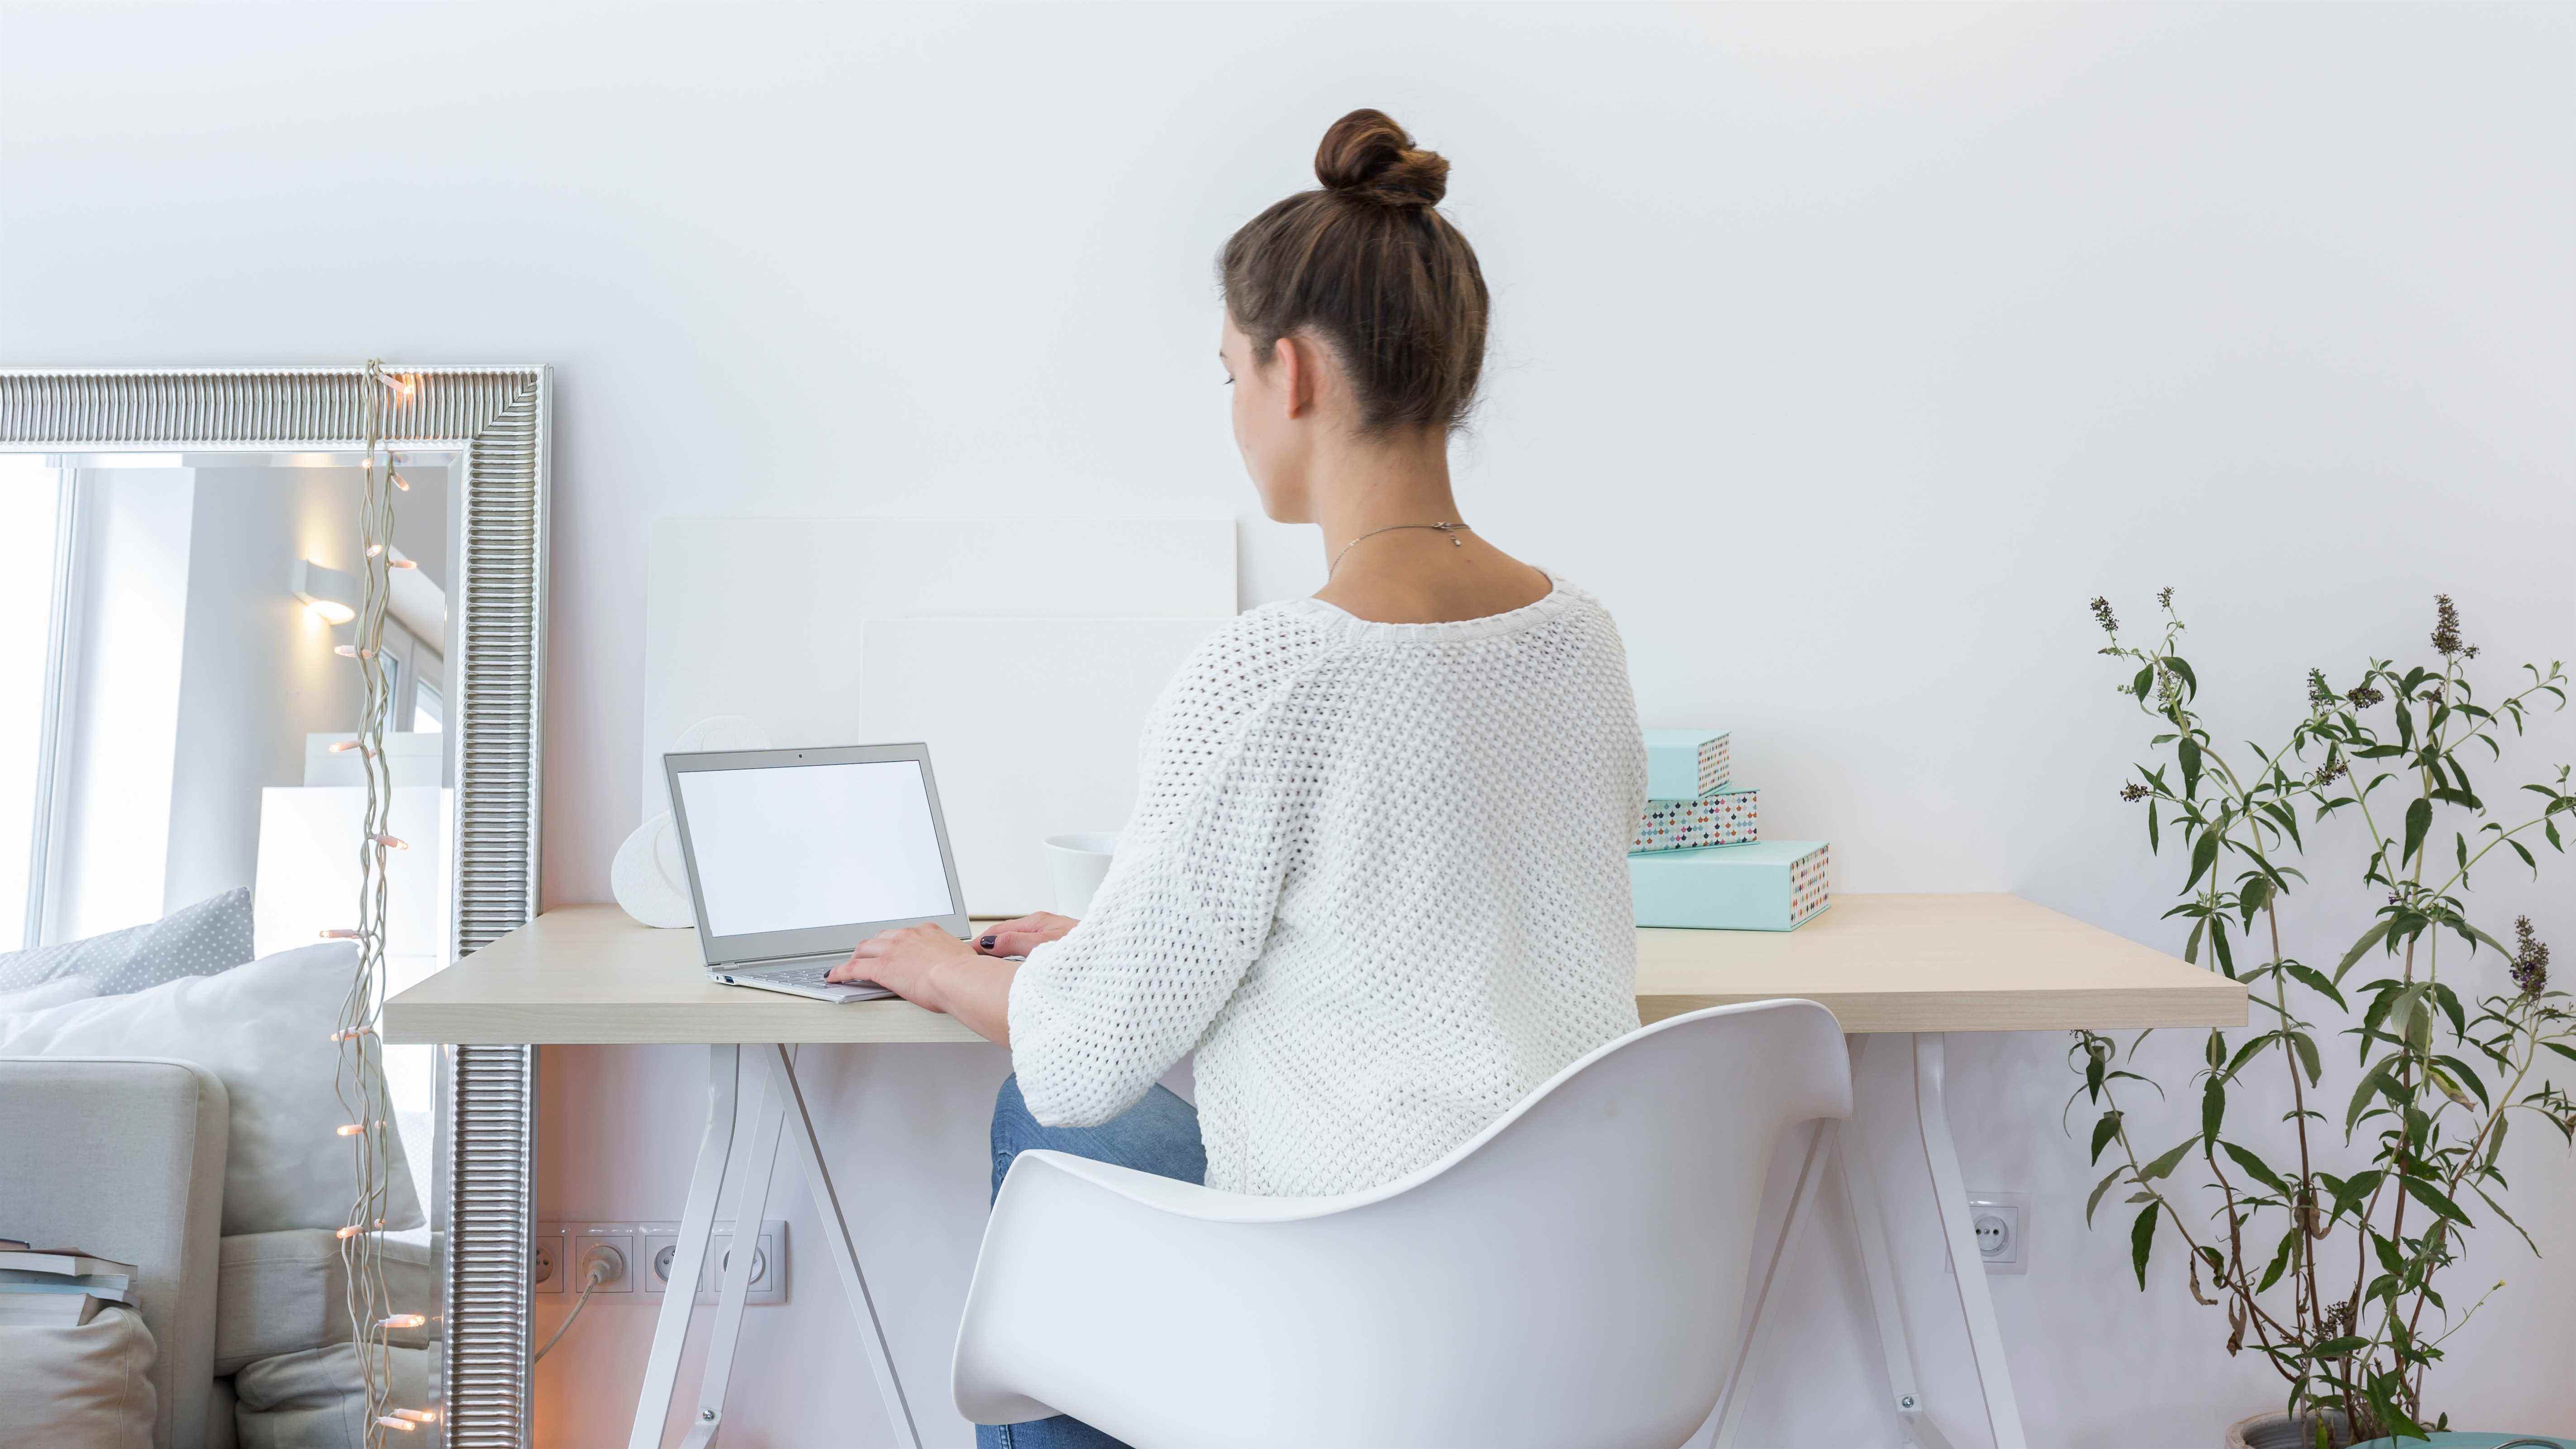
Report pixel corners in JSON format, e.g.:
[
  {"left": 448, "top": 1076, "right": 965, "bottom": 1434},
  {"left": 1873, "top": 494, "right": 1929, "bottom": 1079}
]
[
  {"left": 638, "top": 1220, "right": 787, "bottom": 1305},
  {"left": 532, "top": 1220, "right": 787, "bottom": 1303}
]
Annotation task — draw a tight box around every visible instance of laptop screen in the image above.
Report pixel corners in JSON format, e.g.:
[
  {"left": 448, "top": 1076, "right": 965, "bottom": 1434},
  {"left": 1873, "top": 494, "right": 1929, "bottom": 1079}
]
[{"left": 674, "top": 758, "right": 958, "bottom": 939}]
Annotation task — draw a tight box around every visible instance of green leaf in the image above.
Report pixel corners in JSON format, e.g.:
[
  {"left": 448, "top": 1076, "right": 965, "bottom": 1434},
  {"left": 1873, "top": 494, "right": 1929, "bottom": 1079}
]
[
  {"left": 2130, "top": 1202, "right": 2158, "bottom": 1290},
  {"left": 2220, "top": 1139, "right": 2292, "bottom": 1197},
  {"left": 2402, "top": 1175, "right": 2472, "bottom": 1225},
  {"left": 2291, "top": 1030, "right": 2324, "bottom": 1087},
  {"left": 2337, "top": 918, "right": 2395, "bottom": 981},
  {"left": 2257, "top": 1226, "right": 2299, "bottom": 1292},
  {"left": 2404, "top": 797, "right": 2432, "bottom": 865},
  {"left": 2163, "top": 656, "right": 2198, "bottom": 699},
  {"left": 2091, "top": 1110, "right": 2123, "bottom": 1165},
  {"left": 2284, "top": 963, "right": 2347, "bottom": 1011},
  {"left": 2311, "top": 1335, "right": 2369, "bottom": 1358},
  {"left": 2186, "top": 829, "right": 2219, "bottom": 892},
  {"left": 2139, "top": 1137, "right": 2195, "bottom": 1181},
  {"left": 2202, "top": 1077, "right": 2227, "bottom": 1143},
  {"left": 2147, "top": 799, "right": 2160, "bottom": 853},
  {"left": 2347, "top": 1060, "right": 2390, "bottom": 1135},
  {"left": 2132, "top": 665, "right": 2154, "bottom": 702},
  {"left": 2179, "top": 735, "right": 2203, "bottom": 798},
  {"left": 2086, "top": 1168, "right": 2122, "bottom": 1227}
]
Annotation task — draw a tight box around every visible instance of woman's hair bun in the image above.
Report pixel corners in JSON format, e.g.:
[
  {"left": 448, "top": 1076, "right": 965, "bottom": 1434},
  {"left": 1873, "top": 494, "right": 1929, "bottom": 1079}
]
[{"left": 1314, "top": 108, "right": 1448, "bottom": 209}]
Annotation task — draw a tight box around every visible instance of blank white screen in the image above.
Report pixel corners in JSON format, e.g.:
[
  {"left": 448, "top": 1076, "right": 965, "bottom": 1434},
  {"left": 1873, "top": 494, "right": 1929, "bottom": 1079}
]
[{"left": 677, "top": 760, "right": 955, "bottom": 938}]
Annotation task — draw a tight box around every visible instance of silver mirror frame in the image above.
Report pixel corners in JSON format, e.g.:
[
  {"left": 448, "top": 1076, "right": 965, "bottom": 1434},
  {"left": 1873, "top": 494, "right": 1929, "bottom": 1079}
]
[{"left": 0, "top": 366, "right": 549, "bottom": 1449}]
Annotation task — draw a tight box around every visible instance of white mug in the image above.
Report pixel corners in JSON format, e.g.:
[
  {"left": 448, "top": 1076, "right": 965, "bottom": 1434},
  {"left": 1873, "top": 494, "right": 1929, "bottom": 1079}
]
[{"left": 1044, "top": 832, "right": 1119, "bottom": 917}]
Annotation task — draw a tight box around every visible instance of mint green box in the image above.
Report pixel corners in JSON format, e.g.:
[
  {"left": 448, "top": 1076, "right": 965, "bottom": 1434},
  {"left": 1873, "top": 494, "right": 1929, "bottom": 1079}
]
[
  {"left": 1643, "top": 728, "right": 1731, "bottom": 801},
  {"left": 1629, "top": 840, "right": 1830, "bottom": 931}
]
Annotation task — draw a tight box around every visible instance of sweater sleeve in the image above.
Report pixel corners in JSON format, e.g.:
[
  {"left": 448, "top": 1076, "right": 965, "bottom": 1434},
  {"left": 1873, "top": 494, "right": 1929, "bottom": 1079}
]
[{"left": 1006, "top": 613, "right": 1319, "bottom": 1127}]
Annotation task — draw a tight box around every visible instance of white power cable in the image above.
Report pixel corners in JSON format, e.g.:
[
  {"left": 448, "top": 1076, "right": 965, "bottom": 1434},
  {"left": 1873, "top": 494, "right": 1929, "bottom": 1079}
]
[{"left": 533, "top": 1247, "right": 622, "bottom": 1364}]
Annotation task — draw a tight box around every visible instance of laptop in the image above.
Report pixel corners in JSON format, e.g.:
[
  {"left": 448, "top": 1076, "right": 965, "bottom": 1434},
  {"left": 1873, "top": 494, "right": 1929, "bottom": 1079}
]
[{"left": 663, "top": 743, "right": 972, "bottom": 1003}]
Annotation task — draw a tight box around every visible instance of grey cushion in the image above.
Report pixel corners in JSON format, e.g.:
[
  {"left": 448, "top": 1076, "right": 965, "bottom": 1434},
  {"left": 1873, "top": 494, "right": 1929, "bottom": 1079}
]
[
  {"left": 214, "top": 1230, "right": 434, "bottom": 1376},
  {"left": 0, "top": 1305, "right": 158, "bottom": 1449},
  {"left": 0, "top": 887, "right": 254, "bottom": 996},
  {"left": 232, "top": 1344, "right": 432, "bottom": 1449}
]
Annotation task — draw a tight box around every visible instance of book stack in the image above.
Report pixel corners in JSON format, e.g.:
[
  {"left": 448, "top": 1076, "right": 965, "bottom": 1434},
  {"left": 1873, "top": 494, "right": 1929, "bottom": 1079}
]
[
  {"left": 0, "top": 1236, "right": 137, "bottom": 1328},
  {"left": 1628, "top": 729, "right": 1831, "bottom": 931}
]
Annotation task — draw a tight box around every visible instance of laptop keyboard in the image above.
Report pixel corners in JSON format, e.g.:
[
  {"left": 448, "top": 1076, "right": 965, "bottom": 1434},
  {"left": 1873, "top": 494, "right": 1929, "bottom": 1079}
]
[{"left": 758, "top": 962, "right": 852, "bottom": 988}]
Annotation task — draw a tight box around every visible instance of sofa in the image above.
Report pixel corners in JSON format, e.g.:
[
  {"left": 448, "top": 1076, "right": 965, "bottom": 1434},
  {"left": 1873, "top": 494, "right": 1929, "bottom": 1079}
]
[{"left": 0, "top": 1057, "right": 436, "bottom": 1449}]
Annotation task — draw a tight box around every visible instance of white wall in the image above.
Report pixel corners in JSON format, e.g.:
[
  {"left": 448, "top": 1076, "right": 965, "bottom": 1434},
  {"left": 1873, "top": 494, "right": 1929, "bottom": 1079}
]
[
  {"left": 163, "top": 466, "right": 372, "bottom": 913},
  {"left": 6, "top": 3, "right": 2571, "bottom": 1444}
]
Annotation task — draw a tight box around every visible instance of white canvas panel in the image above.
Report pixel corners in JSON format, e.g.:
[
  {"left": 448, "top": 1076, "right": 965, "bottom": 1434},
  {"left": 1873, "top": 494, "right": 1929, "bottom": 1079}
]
[
  {"left": 855, "top": 617, "right": 1228, "bottom": 916},
  {"left": 640, "top": 517, "right": 1233, "bottom": 814}
]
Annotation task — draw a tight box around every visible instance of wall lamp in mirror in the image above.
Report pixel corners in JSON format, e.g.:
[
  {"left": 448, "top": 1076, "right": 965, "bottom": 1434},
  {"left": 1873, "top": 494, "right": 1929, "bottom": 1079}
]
[{"left": 290, "top": 558, "right": 359, "bottom": 625}]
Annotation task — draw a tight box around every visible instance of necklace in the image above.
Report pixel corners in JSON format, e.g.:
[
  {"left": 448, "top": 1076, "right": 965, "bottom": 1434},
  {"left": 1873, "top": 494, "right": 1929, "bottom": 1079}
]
[{"left": 1328, "top": 520, "right": 1472, "bottom": 577}]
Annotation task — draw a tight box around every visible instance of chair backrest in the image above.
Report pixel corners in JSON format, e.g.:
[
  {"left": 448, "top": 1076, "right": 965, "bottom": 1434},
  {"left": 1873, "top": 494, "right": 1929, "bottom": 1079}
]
[{"left": 961, "top": 999, "right": 1850, "bottom": 1449}]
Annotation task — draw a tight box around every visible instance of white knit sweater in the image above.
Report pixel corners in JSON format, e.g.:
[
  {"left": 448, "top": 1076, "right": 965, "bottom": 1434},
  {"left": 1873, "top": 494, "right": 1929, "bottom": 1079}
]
[{"left": 1008, "top": 574, "right": 1647, "bottom": 1196}]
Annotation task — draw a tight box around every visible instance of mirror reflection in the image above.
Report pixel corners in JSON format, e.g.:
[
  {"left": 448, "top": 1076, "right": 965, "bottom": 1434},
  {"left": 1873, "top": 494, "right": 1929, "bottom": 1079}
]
[{"left": 0, "top": 447, "right": 458, "bottom": 1383}]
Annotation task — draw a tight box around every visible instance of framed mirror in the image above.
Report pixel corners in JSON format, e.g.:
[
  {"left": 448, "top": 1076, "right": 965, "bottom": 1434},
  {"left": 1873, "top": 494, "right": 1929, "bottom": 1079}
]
[{"left": 0, "top": 367, "right": 548, "bottom": 1448}]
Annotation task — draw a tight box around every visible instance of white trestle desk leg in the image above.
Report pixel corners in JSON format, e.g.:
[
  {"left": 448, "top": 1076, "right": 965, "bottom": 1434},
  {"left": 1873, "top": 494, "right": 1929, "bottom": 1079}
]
[
  {"left": 1840, "top": 1038, "right": 1955, "bottom": 1449},
  {"left": 679, "top": 1058, "right": 788, "bottom": 1449},
  {"left": 1913, "top": 1033, "right": 2027, "bottom": 1449},
  {"left": 1705, "top": 1115, "right": 1836, "bottom": 1449},
  {"left": 763, "top": 1044, "right": 923, "bottom": 1449},
  {"left": 630, "top": 1045, "right": 742, "bottom": 1449}
]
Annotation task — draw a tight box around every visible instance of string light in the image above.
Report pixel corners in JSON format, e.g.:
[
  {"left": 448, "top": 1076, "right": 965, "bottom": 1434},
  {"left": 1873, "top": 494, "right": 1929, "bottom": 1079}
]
[
  {"left": 390, "top": 1409, "right": 437, "bottom": 1424},
  {"left": 329, "top": 737, "right": 367, "bottom": 750},
  {"left": 320, "top": 928, "right": 361, "bottom": 939},
  {"left": 340, "top": 361, "right": 413, "bottom": 1444},
  {"left": 335, "top": 645, "right": 377, "bottom": 660},
  {"left": 389, "top": 558, "right": 419, "bottom": 570},
  {"left": 390, "top": 472, "right": 410, "bottom": 492}
]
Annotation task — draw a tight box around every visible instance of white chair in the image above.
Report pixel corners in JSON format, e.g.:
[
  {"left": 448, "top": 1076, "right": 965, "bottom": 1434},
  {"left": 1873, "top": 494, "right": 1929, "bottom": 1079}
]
[{"left": 952, "top": 999, "right": 1852, "bottom": 1449}]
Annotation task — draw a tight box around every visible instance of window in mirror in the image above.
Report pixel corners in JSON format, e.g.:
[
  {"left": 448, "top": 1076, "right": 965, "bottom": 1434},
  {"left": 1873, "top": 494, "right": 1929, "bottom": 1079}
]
[
  {"left": 413, "top": 680, "right": 443, "bottom": 734},
  {"left": 0, "top": 456, "right": 70, "bottom": 948}
]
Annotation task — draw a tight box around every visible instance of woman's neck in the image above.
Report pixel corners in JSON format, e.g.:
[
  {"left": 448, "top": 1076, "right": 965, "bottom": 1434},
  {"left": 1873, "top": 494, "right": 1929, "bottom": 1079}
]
[
  {"left": 1310, "top": 427, "right": 1462, "bottom": 566},
  {"left": 1306, "top": 428, "right": 1552, "bottom": 624}
]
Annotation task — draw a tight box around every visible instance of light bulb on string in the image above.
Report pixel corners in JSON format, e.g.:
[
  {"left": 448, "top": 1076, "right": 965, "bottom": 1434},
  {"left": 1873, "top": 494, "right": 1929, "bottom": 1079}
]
[{"left": 380, "top": 1315, "right": 427, "bottom": 1330}]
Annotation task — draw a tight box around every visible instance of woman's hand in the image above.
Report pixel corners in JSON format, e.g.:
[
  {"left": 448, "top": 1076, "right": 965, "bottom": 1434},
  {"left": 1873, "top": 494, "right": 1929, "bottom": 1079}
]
[
  {"left": 829, "top": 924, "right": 1019, "bottom": 1046},
  {"left": 972, "top": 912, "right": 1078, "bottom": 958},
  {"left": 829, "top": 924, "right": 976, "bottom": 1010}
]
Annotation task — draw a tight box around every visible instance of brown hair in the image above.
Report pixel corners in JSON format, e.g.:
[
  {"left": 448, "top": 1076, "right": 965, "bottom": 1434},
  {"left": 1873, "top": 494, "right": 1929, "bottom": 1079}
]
[{"left": 1219, "top": 109, "right": 1490, "bottom": 434}]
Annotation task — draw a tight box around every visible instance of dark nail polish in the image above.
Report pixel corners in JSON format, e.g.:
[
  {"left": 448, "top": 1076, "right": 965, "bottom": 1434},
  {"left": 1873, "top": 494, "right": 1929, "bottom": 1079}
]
[{"left": 978, "top": 935, "right": 996, "bottom": 950}]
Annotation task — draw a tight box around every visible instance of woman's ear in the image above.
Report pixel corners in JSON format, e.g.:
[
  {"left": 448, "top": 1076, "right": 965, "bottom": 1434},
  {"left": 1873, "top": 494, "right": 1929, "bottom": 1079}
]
[{"left": 1275, "top": 334, "right": 1313, "bottom": 420}]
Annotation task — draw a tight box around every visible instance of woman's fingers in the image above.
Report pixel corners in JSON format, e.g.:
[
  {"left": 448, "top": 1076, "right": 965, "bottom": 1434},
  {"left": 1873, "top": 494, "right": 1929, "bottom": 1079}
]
[
  {"left": 974, "top": 913, "right": 1076, "bottom": 957},
  {"left": 824, "top": 948, "right": 871, "bottom": 984}
]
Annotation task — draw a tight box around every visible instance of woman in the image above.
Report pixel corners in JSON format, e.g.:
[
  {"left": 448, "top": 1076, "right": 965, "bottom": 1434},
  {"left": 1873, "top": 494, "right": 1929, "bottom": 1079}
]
[{"left": 833, "top": 108, "right": 1645, "bottom": 1446}]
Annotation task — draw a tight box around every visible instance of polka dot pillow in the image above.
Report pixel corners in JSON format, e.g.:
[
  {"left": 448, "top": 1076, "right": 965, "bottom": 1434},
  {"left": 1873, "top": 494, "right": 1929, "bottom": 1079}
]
[{"left": 0, "top": 885, "right": 255, "bottom": 996}]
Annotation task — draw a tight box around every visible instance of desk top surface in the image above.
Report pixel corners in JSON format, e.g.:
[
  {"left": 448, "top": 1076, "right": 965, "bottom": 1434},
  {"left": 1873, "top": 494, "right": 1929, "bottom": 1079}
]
[{"left": 383, "top": 895, "right": 2243, "bottom": 1045}]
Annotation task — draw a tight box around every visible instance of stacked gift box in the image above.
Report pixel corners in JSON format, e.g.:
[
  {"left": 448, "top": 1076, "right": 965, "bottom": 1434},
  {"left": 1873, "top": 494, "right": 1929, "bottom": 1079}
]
[{"left": 1627, "top": 728, "right": 1830, "bottom": 931}]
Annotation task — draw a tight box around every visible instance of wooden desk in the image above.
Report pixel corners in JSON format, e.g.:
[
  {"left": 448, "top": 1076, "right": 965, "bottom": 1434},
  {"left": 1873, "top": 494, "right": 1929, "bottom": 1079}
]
[
  {"left": 388, "top": 894, "right": 2237, "bottom": 1449},
  {"left": 385, "top": 893, "right": 2239, "bottom": 1046}
]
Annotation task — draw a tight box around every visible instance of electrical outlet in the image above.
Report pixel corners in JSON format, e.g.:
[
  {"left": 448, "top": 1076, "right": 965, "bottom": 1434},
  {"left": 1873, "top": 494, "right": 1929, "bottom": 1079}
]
[
  {"left": 636, "top": 1220, "right": 787, "bottom": 1305},
  {"left": 1963, "top": 1192, "right": 2029, "bottom": 1275},
  {"left": 531, "top": 1223, "right": 567, "bottom": 1294},
  {"left": 570, "top": 1223, "right": 638, "bottom": 1294}
]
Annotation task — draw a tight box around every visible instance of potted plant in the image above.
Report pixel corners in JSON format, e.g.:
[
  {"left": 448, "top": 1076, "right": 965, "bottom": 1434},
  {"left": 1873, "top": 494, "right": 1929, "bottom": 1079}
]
[{"left": 2073, "top": 591, "right": 2576, "bottom": 1445}]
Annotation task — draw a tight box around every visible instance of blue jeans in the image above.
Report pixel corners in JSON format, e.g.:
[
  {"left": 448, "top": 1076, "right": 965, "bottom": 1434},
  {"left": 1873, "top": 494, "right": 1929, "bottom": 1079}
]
[{"left": 976, "top": 1074, "right": 1206, "bottom": 1449}]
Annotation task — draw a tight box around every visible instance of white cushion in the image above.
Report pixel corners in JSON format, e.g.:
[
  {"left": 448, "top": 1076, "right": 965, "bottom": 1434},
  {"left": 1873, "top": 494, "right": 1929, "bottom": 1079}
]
[
  {"left": 0, "top": 1306, "right": 158, "bottom": 1449},
  {"left": 0, "top": 943, "right": 423, "bottom": 1237},
  {"left": 0, "top": 974, "right": 100, "bottom": 1016}
]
